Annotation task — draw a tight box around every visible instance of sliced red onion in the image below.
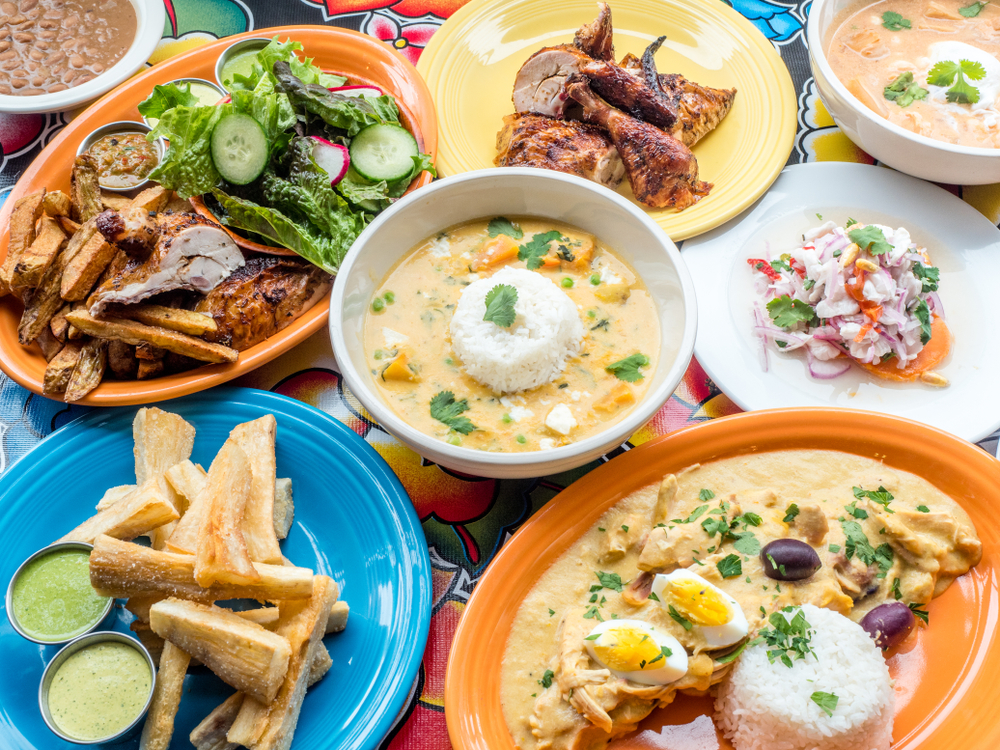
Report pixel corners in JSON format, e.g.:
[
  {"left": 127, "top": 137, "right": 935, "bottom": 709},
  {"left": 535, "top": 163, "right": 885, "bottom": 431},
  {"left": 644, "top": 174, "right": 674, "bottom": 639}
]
[
  {"left": 806, "top": 349, "right": 852, "bottom": 379},
  {"left": 753, "top": 327, "right": 809, "bottom": 350},
  {"left": 753, "top": 304, "right": 769, "bottom": 373},
  {"left": 926, "top": 291, "right": 945, "bottom": 319}
]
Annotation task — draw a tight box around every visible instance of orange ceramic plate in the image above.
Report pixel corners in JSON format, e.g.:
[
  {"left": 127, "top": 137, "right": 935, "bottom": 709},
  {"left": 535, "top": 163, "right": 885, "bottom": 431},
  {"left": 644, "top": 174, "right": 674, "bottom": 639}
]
[
  {"left": 0, "top": 25, "right": 437, "bottom": 406},
  {"left": 446, "top": 408, "right": 1000, "bottom": 750}
]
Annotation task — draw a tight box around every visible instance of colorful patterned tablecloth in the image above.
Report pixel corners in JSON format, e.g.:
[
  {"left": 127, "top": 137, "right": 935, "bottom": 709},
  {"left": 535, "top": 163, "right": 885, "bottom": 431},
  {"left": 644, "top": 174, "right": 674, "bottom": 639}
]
[{"left": 1, "top": 1, "right": 1000, "bottom": 748}]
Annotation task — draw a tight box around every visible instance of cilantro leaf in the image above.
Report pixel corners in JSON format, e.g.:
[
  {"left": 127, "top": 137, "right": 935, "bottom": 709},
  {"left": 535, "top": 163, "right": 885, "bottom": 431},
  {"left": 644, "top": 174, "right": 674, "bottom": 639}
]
[
  {"left": 605, "top": 353, "right": 650, "bottom": 383},
  {"left": 928, "top": 59, "right": 985, "bottom": 104},
  {"left": 733, "top": 531, "right": 761, "bottom": 556},
  {"left": 699, "top": 488, "right": 716, "bottom": 502},
  {"left": 677, "top": 504, "right": 709, "bottom": 524},
  {"left": 916, "top": 505, "right": 930, "bottom": 513},
  {"left": 483, "top": 283, "right": 518, "bottom": 328},
  {"left": 766, "top": 295, "right": 819, "bottom": 329},
  {"left": 429, "top": 390, "right": 476, "bottom": 434},
  {"left": 881, "top": 10, "right": 912, "bottom": 29},
  {"left": 714, "top": 640, "right": 751, "bottom": 664},
  {"left": 891, "top": 577, "right": 902, "bottom": 600},
  {"left": 538, "top": 669, "right": 554, "bottom": 688},
  {"left": 960, "top": 0, "right": 988, "bottom": 16},
  {"left": 913, "top": 262, "right": 939, "bottom": 292},
  {"left": 783, "top": 503, "right": 800, "bottom": 523},
  {"left": 909, "top": 602, "right": 929, "bottom": 624},
  {"left": 811, "top": 691, "right": 839, "bottom": 717},
  {"left": 853, "top": 485, "right": 895, "bottom": 513},
  {"left": 757, "top": 609, "right": 816, "bottom": 666},
  {"left": 883, "top": 71, "right": 929, "bottom": 107},
  {"left": 717, "top": 554, "right": 743, "bottom": 578},
  {"left": 914, "top": 299, "right": 933, "bottom": 345},
  {"left": 518, "top": 230, "right": 563, "bottom": 270},
  {"left": 845, "top": 501, "right": 868, "bottom": 519},
  {"left": 848, "top": 225, "right": 893, "bottom": 256},
  {"left": 487, "top": 216, "right": 523, "bottom": 240},
  {"left": 668, "top": 605, "right": 693, "bottom": 630},
  {"left": 595, "top": 571, "right": 624, "bottom": 592}
]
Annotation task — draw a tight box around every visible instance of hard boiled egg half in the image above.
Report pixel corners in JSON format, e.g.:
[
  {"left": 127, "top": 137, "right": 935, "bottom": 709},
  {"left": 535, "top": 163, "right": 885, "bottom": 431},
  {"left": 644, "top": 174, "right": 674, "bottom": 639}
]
[
  {"left": 584, "top": 620, "right": 688, "bottom": 685},
  {"left": 652, "top": 569, "right": 749, "bottom": 648}
]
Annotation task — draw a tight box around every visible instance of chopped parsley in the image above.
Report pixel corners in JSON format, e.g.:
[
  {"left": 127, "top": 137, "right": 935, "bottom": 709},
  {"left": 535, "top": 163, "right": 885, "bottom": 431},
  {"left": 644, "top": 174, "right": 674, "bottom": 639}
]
[
  {"left": 668, "top": 605, "right": 693, "bottom": 631},
  {"left": 430, "top": 391, "right": 476, "bottom": 434},
  {"left": 913, "top": 263, "right": 940, "bottom": 293},
  {"left": 914, "top": 300, "right": 933, "bottom": 345},
  {"left": 671, "top": 505, "right": 710, "bottom": 524},
  {"left": 960, "top": 0, "right": 988, "bottom": 16},
  {"left": 783, "top": 503, "right": 800, "bottom": 523},
  {"left": 518, "top": 230, "right": 563, "bottom": 269},
  {"left": 548, "top": 608, "right": 556, "bottom": 616},
  {"left": 483, "top": 284, "right": 518, "bottom": 328},
  {"left": 590, "top": 318, "right": 610, "bottom": 331},
  {"left": 767, "top": 553, "right": 787, "bottom": 578},
  {"left": 555, "top": 244, "right": 575, "bottom": 262},
  {"left": 595, "top": 571, "right": 624, "bottom": 592},
  {"left": 767, "top": 295, "right": 819, "bottom": 329},
  {"left": 621, "top": 525, "right": 629, "bottom": 532},
  {"left": 605, "top": 353, "right": 650, "bottom": 382},
  {"left": 891, "top": 577, "right": 902, "bottom": 600},
  {"left": 928, "top": 59, "right": 986, "bottom": 104},
  {"left": 845, "top": 501, "right": 869, "bottom": 520},
  {"left": 909, "top": 602, "right": 929, "bottom": 624},
  {"left": 583, "top": 606, "right": 603, "bottom": 621},
  {"left": 839, "top": 519, "right": 893, "bottom": 577},
  {"left": 753, "top": 608, "right": 816, "bottom": 667},
  {"left": 738, "top": 512, "right": 762, "bottom": 528},
  {"left": 829, "top": 544, "right": 841, "bottom": 553},
  {"left": 699, "top": 488, "right": 716, "bottom": 502},
  {"left": 714, "top": 640, "right": 750, "bottom": 665},
  {"left": 848, "top": 225, "right": 893, "bottom": 256},
  {"left": 538, "top": 669, "right": 554, "bottom": 688},
  {"left": 487, "top": 217, "right": 523, "bottom": 239},
  {"left": 733, "top": 531, "right": 761, "bottom": 556},
  {"left": 853, "top": 485, "right": 895, "bottom": 513},
  {"left": 648, "top": 591, "right": 661, "bottom": 602},
  {"left": 916, "top": 505, "right": 930, "bottom": 513},
  {"left": 717, "top": 554, "right": 743, "bottom": 578},
  {"left": 883, "top": 71, "right": 928, "bottom": 107},
  {"left": 881, "top": 10, "right": 912, "bottom": 30},
  {"left": 811, "top": 691, "right": 839, "bottom": 717}
]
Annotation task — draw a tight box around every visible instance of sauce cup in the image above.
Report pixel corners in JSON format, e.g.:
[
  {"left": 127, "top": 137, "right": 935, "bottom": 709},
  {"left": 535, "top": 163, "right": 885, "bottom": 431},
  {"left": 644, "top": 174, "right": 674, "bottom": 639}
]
[
  {"left": 5, "top": 541, "right": 114, "bottom": 646},
  {"left": 215, "top": 37, "right": 273, "bottom": 91},
  {"left": 75, "top": 120, "right": 167, "bottom": 194},
  {"left": 39, "top": 631, "right": 156, "bottom": 745},
  {"left": 140, "top": 78, "right": 227, "bottom": 128}
]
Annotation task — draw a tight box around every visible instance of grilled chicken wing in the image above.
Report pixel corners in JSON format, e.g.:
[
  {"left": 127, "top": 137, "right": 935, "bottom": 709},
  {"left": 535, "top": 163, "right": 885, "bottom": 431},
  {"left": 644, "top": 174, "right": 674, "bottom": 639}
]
[
  {"left": 195, "top": 257, "right": 330, "bottom": 351},
  {"left": 90, "top": 212, "right": 244, "bottom": 314},
  {"left": 578, "top": 57, "right": 677, "bottom": 130},
  {"left": 574, "top": 2, "right": 614, "bottom": 61},
  {"left": 495, "top": 113, "right": 625, "bottom": 188},
  {"left": 568, "top": 79, "right": 710, "bottom": 210}
]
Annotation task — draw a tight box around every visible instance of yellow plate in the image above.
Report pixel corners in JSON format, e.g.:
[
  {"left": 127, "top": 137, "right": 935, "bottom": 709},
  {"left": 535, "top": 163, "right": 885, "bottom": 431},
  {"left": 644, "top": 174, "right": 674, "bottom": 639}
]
[{"left": 418, "top": 0, "right": 797, "bottom": 240}]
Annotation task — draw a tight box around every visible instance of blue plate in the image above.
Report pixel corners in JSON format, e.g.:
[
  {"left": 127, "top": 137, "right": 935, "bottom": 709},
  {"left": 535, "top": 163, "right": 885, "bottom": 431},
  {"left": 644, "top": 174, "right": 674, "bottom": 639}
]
[{"left": 0, "top": 387, "right": 431, "bottom": 750}]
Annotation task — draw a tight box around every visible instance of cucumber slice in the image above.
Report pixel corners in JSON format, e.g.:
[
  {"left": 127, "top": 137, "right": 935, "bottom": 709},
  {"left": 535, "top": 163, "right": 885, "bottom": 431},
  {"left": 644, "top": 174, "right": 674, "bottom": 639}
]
[
  {"left": 211, "top": 113, "right": 268, "bottom": 185},
  {"left": 349, "top": 123, "right": 419, "bottom": 182}
]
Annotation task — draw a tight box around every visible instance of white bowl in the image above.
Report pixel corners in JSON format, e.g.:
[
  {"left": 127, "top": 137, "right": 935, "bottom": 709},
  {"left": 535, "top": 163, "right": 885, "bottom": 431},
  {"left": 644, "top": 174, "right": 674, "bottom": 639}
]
[
  {"left": 329, "top": 168, "right": 698, "bottom": 479},
  {"left": 0, "top": 0, "right": 165, "bottom": 115},
  {"left": 806, "top": 0, "right": 1000, "bottom": 184}
]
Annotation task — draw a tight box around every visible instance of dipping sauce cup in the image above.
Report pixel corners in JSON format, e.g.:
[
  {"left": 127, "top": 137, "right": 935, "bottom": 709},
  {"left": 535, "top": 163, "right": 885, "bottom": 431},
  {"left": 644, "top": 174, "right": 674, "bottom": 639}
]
[
  {"left": 215, "top": 37, "right": 272, "bottom": 92},
  {"left": 39, "top": 631, "right": 156, "bottom": 744},
  {"left": 141, "top": 77, "right": 227, "bottom": 129},
  {"left": 5, "top": 541, "right": 113, "bottom": 645},
  {"left": 75, "top": 121, "right": 166, "bottom": 193}
]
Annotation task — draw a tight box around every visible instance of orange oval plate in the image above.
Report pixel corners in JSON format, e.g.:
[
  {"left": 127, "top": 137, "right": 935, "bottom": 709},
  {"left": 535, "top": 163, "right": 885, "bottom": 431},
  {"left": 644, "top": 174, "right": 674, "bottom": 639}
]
[
  {"left": 0, "top": 26, "right": 437, "bottom": 406},
  {"left": 446, "top": 408, "right": 1000, "bottom": 750}
]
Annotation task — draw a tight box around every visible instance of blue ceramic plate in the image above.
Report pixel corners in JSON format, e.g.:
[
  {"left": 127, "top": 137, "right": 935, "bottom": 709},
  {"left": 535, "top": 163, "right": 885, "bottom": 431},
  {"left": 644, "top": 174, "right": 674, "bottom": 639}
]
[{"left": 0, "top": 387, "right": 431, "bottom": 750}]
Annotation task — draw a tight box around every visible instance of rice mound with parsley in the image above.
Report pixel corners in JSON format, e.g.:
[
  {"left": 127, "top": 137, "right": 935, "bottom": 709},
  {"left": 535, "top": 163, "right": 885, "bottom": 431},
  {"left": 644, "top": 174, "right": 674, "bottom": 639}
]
[
  {"left": 450, "top": 267, "right": 584, "bottom": 393},
  {"left": 715, "top": 603, "right": 893, "bottom": 750}
]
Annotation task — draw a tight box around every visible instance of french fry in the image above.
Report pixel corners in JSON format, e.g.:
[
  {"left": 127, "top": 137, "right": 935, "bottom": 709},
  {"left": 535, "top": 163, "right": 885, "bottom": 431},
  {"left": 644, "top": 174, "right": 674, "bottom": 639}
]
[
  {"left": 64, "top": 310, "right": 239, "bottom": 364},
  {"left": 107, "top": 304, "right": 218, "bottom": 336},
  {"left": 43, "top": 341, "right": 84, "bottom": 394},
  {"left": 100, "top": 189, "right": 131, "bottom": 212},
  {"left": 89, "top": 536, "right": 314, "bottom": 603},
  {"left": 96, "top": 484, "right": 137, "bottom": 511},
  {"left": 36, "top": 327, "right": 63, "bottom": 362},
  {"left": 190, "top": 692, "right": 244, "bottom": 750},
  {"left": 137, "top": 358, "right": 165, "bottom": 380},
  {"left": 134, "top": 407, "right": 195, "bottom": 548},
  {"left": 149, "top": 598, "right": 291, "bottom": 705},
  {"left": 12, "top": 215, "right": 66, "bottom": 292},
  {"left": 51, "top": 304, "right": 70, "bottom": 342},
  {"left": 65, "top": 337, "right": 107, "bottom": 402},
  {"left": 42, "top": 190, "right": 72, "bottom": 217},
  {"left": 71, "top": 155, "right": 103, "bottom": 223},
  {"left": 231, "top": 416, "right": 283, "bottom": 565},
  {"left": 0, "top": 190, "right": 45, "bottom": 296},
  {"left": 60, "top": 231, "right": 116, "bottom": 301},
  {"left": 59, "top": 483, "right": 178, "bottom": 544},
  {"left": 228, "top": 576, "right": 337, "bottom": 748},
  {"left": 128, "top": 185, "right": 169, "bottom": 213},
  {"left": 138, "top": 639, "right": 191, "bottom": 750},
  {"left": 227, "top": 607, "right": 280, "bottom": 629},
  {"left": 107, "top": 340, "right": 138, "bottom": 379},
  {"left": 195, "top": 439, "right": 259, "bottom": 586},
  {"left": 165, "top": 193, "right": 193, "bottom": 213},
  {"left": 273, "top": 478, "right": 293, "bottom": 541},
  {"left": 136, "top": 343, "right": 166, "bottom": 360},
  {"left": 326, "top": 600, "right": 350, "bottom": 634},
  {"left": 66, "top": 301, "right": 86, "bottom": 340},
  {"left": 18, "top": 243, "right": 75, "bottom": 344},
  {"left": 56, "top": 216, "right": 81, "bottom": 235}
]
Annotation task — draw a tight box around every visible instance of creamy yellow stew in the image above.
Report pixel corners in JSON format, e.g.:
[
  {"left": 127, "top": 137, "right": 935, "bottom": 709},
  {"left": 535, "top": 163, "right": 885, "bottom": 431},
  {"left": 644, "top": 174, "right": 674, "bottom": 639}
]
[
  {"left": 501, "top": 450, "right": 981, "bottom": 750},
  {"left": 827, "top": 0, "right": 1000, "bottom": 147},
  {"left": 364, "top": 217, "right": 660, "bottom": 453}
]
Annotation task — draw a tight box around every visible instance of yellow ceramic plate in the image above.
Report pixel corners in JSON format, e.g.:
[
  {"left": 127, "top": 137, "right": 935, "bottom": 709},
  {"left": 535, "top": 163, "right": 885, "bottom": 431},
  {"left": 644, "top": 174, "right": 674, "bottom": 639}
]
[{"left": 418, "top": 0, "right": 797, "bottom": 240}]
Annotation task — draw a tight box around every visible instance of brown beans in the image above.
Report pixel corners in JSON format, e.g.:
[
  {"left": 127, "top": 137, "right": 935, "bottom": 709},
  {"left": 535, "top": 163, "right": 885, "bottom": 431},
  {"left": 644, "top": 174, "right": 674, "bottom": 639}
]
[
  {"left": 39, "top": 18, "right": 57, "bottom": 29},
  {"left": 10, "top": 77, "right": 27, "bottom": 88},
  {"left": 12, "top": 32, "right": 33, "bottom": 43},
  {"left": 20, "top": 0, "right": 40, "bottom": 10},
  {"left": 63, "top": 12, "right": 78, "bottom": 27},
  {"left": 69, "top": 53, "right": 83, "bottom": 68},
  {"left": 0, "top": 83, "right": 10, "bottom": 94},
  {"left": 46, "top": 82, "right": 66, "bottom": 91},
  {"left": 38, "top": 29, "right": 56, "bottom": 40},
  {"left": 90, "top": 62, "right": 103, "bottom": 74},
  {"left": 1, "top": 0, "right": 17, "bottom": 13},
  {"left": 0, "top": 41, "right": 10, "bottom": 53}
]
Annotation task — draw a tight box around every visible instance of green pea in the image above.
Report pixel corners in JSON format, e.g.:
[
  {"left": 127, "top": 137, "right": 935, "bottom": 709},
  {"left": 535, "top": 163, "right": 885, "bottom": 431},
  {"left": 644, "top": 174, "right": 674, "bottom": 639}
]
[
  {"left": 372, "top": 298, "right": 385, "bottom": 312},
  {"left": 384, "top": 291, "right": 395, "bottom": 304},
  {"left": 561, "top": 277, "right": 574, "bottom": 288},
  {"left": 516, "top": 434, "right": 527, "bottom": 444},
  {"left": 590, "top": 273, "right": 601, "bottom": 285},
  {"left": 447, "top": 435, "right": 462, "bottom": 446},
  {"left": 587, "top": 310, "right": 596, "bottom": 318},
  {"left": 373, "top": 350, "right": 384, "bottom": 360},
  {"left": 502, "top": 413, "right": 513, "bottom": 424}
]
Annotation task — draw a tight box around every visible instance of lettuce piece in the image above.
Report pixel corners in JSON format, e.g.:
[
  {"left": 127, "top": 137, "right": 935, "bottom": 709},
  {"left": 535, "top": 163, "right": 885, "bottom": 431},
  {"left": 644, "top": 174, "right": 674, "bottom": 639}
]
[
  {"left": 337, "top": 168, "right": 390, "bottom": 211},
  {"left": 387, "top": 152, "right": 436, "bottom": 198},
  {"left": 148, "top": 103, "right": 230, "bottom": 199},
  {"left": 230, "top": 87, "right": 296, "bottom": 157},
  {"left": 228, "top": 36, "right": 347, "bottom": 92},
  {"left": 273, "top": 62, "right": 396, "bottom": 136},
  {"left": 138, "top": 82, "right": 200, "bottom": 120}
]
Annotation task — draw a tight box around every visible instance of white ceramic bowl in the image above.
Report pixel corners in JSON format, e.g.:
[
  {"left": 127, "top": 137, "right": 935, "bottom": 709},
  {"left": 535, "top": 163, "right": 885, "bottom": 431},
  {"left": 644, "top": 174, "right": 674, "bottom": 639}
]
[
  {"left": 0, "top": 0, "right": 165, "bottom": 115},
  {"left": 807, "top": 0, "right": 1000, "bottom": 184},
  {"left": 329, "top": 168, "right": 698, "bottom": 479}
]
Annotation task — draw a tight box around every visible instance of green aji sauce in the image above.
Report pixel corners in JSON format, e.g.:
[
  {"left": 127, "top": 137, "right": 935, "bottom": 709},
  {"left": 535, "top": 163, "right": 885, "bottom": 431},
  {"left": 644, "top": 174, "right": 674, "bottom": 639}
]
[
  {"left": 11, "top": 548, "right": 108, "bottom": 641},
  {"left": 145, "top": 81, "right": 224, "bottom": 128}
]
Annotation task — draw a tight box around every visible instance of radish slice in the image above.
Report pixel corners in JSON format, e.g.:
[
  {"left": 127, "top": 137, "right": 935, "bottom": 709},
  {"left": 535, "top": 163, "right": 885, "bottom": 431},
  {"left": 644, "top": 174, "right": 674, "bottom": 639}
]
[
  {"left": 329, "top": 84, "right": 384, "bottom": 98},
  {"left": 309, "top": 136, "right": 350, "bottom": 186}
]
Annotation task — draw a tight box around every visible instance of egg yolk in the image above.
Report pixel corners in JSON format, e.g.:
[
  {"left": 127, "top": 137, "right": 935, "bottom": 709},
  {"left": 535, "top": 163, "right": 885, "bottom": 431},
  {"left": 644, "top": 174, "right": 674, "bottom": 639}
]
[
  {"left": 593, "top": 627, "right": 664, "bottom": 672},
  {"left": 665, "top": 579, "right": 732, "bottom": 626}
]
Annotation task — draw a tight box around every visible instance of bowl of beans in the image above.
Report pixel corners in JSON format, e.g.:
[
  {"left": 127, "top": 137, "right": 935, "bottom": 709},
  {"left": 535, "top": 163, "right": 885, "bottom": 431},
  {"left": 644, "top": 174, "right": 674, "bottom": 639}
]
[{"left": 0, "top": 0, "right": 165, "bottom": 114}]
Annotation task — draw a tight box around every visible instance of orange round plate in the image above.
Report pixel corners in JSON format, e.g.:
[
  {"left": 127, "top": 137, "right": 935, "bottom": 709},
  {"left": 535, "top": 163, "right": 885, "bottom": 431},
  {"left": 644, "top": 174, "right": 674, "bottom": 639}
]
[
  {"left": 0, "top": 25, "right": 437, "bottom": 406},
  {"left": 446, "top": 408, "right": 1000, "bottom": 750}
]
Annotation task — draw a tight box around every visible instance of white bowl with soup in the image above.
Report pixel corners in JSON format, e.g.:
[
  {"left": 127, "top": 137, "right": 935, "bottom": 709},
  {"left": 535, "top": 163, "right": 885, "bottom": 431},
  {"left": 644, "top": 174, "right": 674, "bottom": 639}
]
[
  {"left": 0, "top": 0, "right": 165, "bottom": 115},
  {"left": 807, "top": 0, "right": 1000, "bottom": 183},
  {"left": 330, "top": 168, "right": 697, "bottom": 479}
]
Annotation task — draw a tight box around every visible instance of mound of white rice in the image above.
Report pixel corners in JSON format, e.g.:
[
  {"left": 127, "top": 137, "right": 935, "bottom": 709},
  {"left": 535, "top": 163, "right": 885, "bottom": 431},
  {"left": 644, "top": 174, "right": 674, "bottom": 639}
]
[
  {"left": 449, "top": 267, "right": 584, "bottom": 393},
  {"left": 715, "top": 604, "right": 894, "bottom": 750}
]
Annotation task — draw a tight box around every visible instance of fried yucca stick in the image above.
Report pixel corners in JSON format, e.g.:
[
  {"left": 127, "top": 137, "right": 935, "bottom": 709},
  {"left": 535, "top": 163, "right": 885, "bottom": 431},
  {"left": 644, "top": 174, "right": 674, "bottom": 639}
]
[
  {"left": 195, "top": 439, "right": 259, "bottom": 586},
  {"left": 326, "top": 601, "right": 350, "bottom": 634},
  {"left": 138, "top": 639, "right": 191, "bottom": 750},
  {"left": 59, "top": 483, "right": 178, "bottom": 544},
  {"left": 89, "top": 536, "right": 314, "bottom": 602},
  {"left": 165, "top": 461, "right": 209, "bottom": 554},
  {"left": 228, "top": 576, "right": 337, "bottom": 749},
  {"left": 190, "top": 692, "right": 244, "bottom": 750},
  {"left": 230, "top": 416, "right": 283, "bottom": 565},
  {"left": 96, "top": 484, "right": 137, "bottom": 511},
  {"left": 125, "top": 593, "right": 167, "bottom": 622},
  {"left": 149, "top": 598, "right": 291, "bottom": 705},
  {"left": 226, "top": 606, "right": 280, "bottom": 629},
  {"left": 273, "top": 478, "right": 293, "bottom": 540},
  {"left": 106, "top": 304, "right": 218, "bottom": 336},
  {"left": 134, "top": 407, "right": 196, "bottom": 548},
  {"left": 131, "top": 620, "right": 165, "bottom": 665}
]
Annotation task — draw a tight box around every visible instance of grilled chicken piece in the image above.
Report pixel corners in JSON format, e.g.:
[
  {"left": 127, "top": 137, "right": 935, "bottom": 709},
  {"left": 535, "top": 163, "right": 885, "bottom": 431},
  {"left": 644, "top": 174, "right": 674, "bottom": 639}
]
[
  {"left": 574, "top": 2, "right": 614, "bottom": 61},
  {"left": 568, "top": 79, "right": 710, "bottom": 210},
  {"left": 495, "top": 113, "right": 625, "bottom": 188},
  {"left": 579, "top": 57, "right": 677, "bottom": 130},
  {"left": 90, "top": 213, "right": 244, "bottom": 314},
  {"left": 513, "top": 45, "right": 592, "bottom": 117},
  {"left": 195, "top": 257, "right": 331, "bottom": 351},
  {"left": 96, "top": 207, "right": 159, "bottom": 258}
]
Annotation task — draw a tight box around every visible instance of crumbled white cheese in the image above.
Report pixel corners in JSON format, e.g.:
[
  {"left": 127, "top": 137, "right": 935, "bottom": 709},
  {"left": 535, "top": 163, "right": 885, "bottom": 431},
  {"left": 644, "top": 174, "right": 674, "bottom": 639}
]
[
  {"left": 429, "top": 236, "right": 451, "bottom": 257},
  {"left": 508, "top": 406, "right": 533, "bottom": 422},
  {"left": 382, "top": 328, "right": 408, "bottom": 347},
  {"left": 545, "top": 404, "right": 577, "bottom": 436},
  {"left": 539, "top": 438, "right": 557, "bottom": 451},
  {"left": 570, "top": 390, "right": 582, "bottom": 402},
  {"left": 594, "top": 257, "right": 623, "bottom": 285}
]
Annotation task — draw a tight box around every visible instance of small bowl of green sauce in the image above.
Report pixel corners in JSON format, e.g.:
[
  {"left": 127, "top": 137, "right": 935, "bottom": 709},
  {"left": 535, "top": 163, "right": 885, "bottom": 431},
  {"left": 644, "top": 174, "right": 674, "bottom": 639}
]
[
  {"left": 215, "top": 37, "right": 272, "bottom": 92},
  {"left": 141, "top": 77, "right": 226, "bottom": 129},
  {"left": 39, "top": 631, "right": 155, "bottom": 744},
  {"left": 5, "top": 541, "right": 113, "bottom": 645}
]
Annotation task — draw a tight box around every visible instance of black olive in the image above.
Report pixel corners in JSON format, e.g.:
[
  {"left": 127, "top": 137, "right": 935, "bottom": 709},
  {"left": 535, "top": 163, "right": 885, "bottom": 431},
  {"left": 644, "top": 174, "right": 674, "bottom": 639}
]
[
  {"left": 760, "top": 539, "right": 821, "bottom": 581},
  {"left": 861, "top": 602, "right": 916, "bottom": 650}
]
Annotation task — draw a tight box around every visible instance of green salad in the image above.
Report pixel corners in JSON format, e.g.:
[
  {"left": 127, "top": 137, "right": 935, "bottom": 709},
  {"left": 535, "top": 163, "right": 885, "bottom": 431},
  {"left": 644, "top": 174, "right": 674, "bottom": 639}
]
[{"left": 137, "top": 37, "right": 435, "bottom": 273}]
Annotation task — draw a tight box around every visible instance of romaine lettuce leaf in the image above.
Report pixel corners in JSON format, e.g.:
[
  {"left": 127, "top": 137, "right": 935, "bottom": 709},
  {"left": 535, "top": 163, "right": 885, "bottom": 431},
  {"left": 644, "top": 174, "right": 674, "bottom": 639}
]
[
  {"left": 138, "top": 82, "right": 200, "bottom": 119},
  {"left": 227, "top": 36, "right": 347, "bottom": 92},
  {"left": 148, "top": 103, "right": 230, "bottom": 199},
  {"left": 273, "top": 62, "right": 396, "bottom": 136},
  {"left": 230, "top": 88, "right": 296, "bottom": 157}
]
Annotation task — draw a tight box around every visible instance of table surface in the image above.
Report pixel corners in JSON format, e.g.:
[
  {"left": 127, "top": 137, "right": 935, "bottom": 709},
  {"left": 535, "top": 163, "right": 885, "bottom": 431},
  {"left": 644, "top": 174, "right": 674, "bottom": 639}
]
[{"left": 0, "top": 1, "right": 998, "bottom": 748}]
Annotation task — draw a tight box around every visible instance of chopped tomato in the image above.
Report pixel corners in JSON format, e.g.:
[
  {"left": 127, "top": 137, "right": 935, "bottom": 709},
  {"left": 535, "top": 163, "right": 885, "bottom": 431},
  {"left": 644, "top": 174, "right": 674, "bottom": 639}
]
[
  {"left": 862, "top": 303, "right": 883, "bottom": 322},
  {"left": 747, "top": 258, "right": 781, "bottom": 281},
  {"left": 789, "top": 258, "right": 807, "bottom": 278},
  {"left": 845, "top": 270, "right": 867, "bottom": 302}
]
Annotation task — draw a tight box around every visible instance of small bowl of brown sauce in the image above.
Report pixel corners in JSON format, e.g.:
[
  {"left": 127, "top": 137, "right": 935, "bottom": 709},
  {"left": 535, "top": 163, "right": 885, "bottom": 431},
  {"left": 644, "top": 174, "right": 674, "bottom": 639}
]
[{"left": 76, "top": 120, "right": 165, "bottom": 193}]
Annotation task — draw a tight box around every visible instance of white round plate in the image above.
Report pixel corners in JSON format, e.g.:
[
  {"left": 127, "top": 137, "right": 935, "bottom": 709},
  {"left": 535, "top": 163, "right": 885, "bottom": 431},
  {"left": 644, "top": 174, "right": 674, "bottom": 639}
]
[{"left": 683, "top": 161, "right": 1000, "bottom": 442}]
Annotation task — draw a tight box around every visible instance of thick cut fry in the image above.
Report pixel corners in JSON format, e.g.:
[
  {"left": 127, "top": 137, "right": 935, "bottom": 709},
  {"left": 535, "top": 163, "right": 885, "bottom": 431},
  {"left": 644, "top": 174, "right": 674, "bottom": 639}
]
[
  {"left": 100, "top": 190, "right": 132, "bottom": 211},
  {"left": 191, "top": 693, "right": 243, "bottom": 750},
  {"left": 57, "top": 216, "right": 81, "bottom": 235},
  {"left": 227, "top": 607, "right": 280, "bottom": 629},
  {"left": 107, "top": 304, "right": 219, "bottom": 336},
  {"left": 273, "top": 478, "right": 293, "bottom": 541},
  {"left": 71, "top": 156, "right": 103, "bottom": 222},
  {"left": 64, "top": 310, "right": 240, "bottom": 364},
  {"left": 128, "top": 185, "right": 169, "bottom": 213},
  {"left": 43, "top": 341, "right": 84, "bottom": 394},
  {"left": 89, "top": 536, "right": 314, "bottom": 602},
  {"left": 43, "top": 190, "right": 72, "bottom": 217},
  {"left": 165, "top": 193, "right": 193, "bottom": 213},
  {"left": 96, "top": 484, "right": 137, "bottom": 511},
  {"left": 125, "top": 593, "right": 167, "bottom": 622},
  {"left": 66, "top": 301, "right": 86, "bottom": 340},
  {"left": 36, "top": 327, "right": 63, "bottom": 362},
  {"left": 59, "top": 483, "right": 179, "bottom": 544},
  {"left": 228, "top": 576, "right": 337, "bottom": 749},
  {"left": 65, "top": 337, "right": 107, "bottom": 402},
  {"left": 60, "top": 231, "right": 117, "bottom": 300},
  {"left": 107, "top": 339, "right": 138, "bottom": 379},
  {"left": 195, "top": 439, "right": 259, "bottom": 586},
  {"left": 137, "top": 358, "right": 165, "bottom": 379},
  {"left": 326, "top": 600, "right": 350, "bottom": 634},
  {"left": 149, "top": 598, "right": 291, "bottom": 704},
  {"left": 230, "top": 416, "right": 282, "bottom": 565},
  {"left": 0, "top": 190, "right": 45, "bottom": 295},
  {"left": 136, "top": 343, "right": 166, "bottom": 360},
  {"left": 51, "top": 304, "right": 71, "bottom": 341},
  {"left": 18, "top": 243, "right": 75, "bottom": 344},
  {"left": 139, "top": 639, "right": 191, "bottom": 750},
  {"left": 12, "top": 215, "right": 66, "bottom": 292},
  {"left": 134, "top": 407, "right": 195, "bottom": 549}
]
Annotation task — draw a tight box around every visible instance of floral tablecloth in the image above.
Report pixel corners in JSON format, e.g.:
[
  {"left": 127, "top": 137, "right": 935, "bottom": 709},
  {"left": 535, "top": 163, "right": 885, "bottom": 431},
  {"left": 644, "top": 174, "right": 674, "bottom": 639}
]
[{"left": 1, "top": 1, "right": 998, "bottom": 748}]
